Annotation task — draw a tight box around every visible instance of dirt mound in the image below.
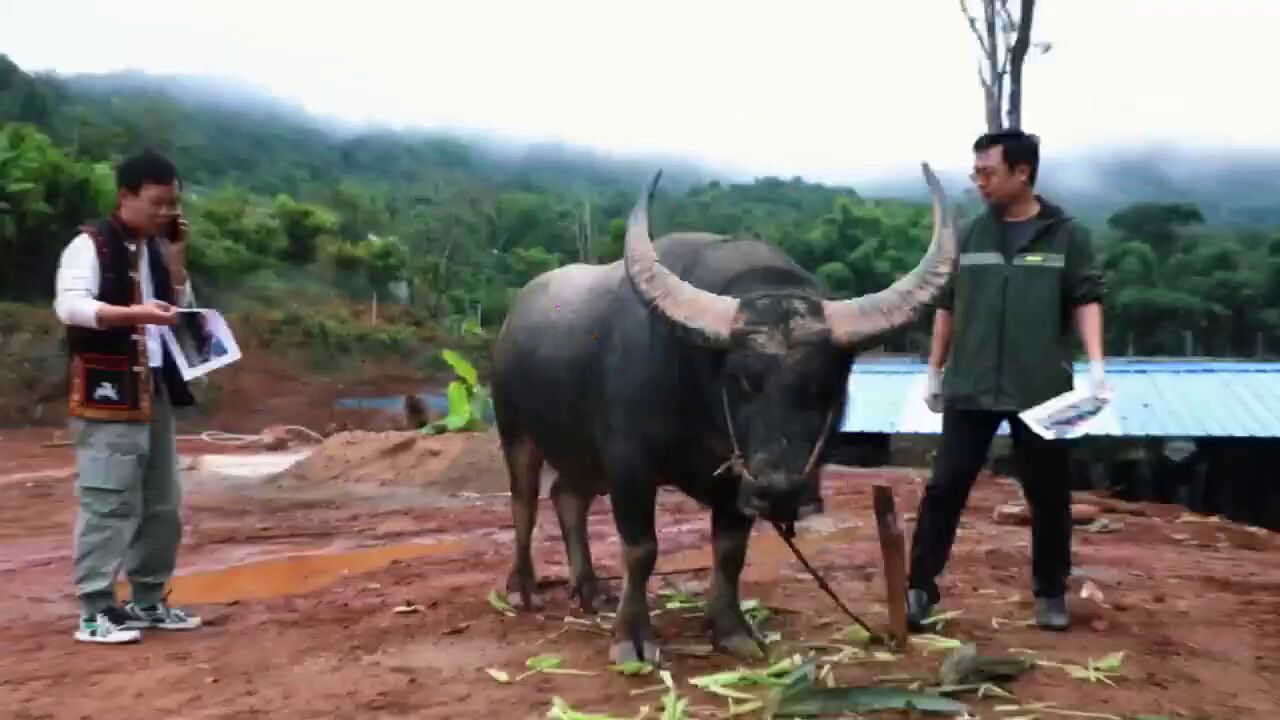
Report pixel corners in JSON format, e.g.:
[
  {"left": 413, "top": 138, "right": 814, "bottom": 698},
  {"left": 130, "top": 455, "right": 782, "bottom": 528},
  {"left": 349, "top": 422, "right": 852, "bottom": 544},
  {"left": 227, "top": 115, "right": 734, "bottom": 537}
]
[{"left": 283, "top": 429, "right": 510, "bottom": 494}]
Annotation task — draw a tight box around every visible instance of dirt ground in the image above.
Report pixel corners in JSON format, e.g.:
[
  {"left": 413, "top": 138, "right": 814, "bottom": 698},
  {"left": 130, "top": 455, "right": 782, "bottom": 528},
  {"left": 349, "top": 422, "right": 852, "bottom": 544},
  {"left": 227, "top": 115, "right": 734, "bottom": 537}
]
[{"left": 0, "top": 426, "right": 1277, "bottom": 720}]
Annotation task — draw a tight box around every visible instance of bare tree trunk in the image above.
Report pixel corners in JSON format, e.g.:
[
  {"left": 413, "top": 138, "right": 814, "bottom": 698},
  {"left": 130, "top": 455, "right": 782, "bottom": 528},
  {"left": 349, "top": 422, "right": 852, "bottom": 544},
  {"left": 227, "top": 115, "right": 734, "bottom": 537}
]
[
  {"left": 573, "top": 199, "right": 595, "bottom": 263},
  {"left": 431, "top": 240, "right": 454, "bottom": 319},
  {"left": 962, "top": 0, "right": 1004, "bottom": 132},
  {"left": 983, "top": 0, "right": 1002, "bottom": 131},
  {"left": 963, "top": 0, "right": 1043, "bottom": 132},
  {"left": 584, "top": 198, "right": 593, "bottom": 263},
  {"left": 1005, "top": 0, "right": 1035, "bottom": 129},
  {"left": 575, "top": 204, "right": 587, "bottom": 263}
]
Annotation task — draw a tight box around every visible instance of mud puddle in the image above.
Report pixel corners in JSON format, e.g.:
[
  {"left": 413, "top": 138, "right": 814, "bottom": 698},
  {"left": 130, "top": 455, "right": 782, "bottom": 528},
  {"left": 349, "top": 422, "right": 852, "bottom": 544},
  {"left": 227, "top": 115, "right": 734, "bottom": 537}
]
[{"left": 116, "top": 536, "right": 469, "bottom": 605}]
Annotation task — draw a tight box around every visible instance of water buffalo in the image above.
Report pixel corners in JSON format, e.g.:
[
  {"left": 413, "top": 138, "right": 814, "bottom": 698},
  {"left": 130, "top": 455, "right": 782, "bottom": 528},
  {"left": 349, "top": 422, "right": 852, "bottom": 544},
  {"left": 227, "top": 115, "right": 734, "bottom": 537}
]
[{"left": 491, "top": 163, "right": 957, "bottom": 664}]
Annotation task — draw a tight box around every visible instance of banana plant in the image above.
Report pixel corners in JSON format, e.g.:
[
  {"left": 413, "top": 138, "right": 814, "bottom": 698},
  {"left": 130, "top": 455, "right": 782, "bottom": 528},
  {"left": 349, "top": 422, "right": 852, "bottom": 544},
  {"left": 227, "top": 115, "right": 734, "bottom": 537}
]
[{"left": 421, "top": 348, "right": 495, "bottom": 435}]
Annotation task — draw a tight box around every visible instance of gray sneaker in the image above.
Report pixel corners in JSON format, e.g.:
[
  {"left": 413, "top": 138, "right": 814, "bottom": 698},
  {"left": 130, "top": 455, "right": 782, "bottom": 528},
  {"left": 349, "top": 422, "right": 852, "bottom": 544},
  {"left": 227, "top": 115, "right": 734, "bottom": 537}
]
[
  {"left": 1035, "top": 596, "right": 1070, "bottom": 631},
  {"left": 122, "top": 602, "right": 203, "bottom": 631},
  {"left": 906, "top": 589, "right": 935, "bottom": 632},
  {"left": 74, "top": 607, "right": 143, "bottom": 645}
]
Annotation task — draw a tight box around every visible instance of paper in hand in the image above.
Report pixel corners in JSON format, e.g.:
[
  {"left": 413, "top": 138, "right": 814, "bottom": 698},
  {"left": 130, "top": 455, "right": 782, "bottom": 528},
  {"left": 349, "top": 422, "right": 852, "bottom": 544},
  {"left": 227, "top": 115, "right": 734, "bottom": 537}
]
[
  {"left": 160, "top": 308, "right": 242, "bottom": 381},
  {"left": 1018, "top": 388, "right": 1115, "bottom": 441}
]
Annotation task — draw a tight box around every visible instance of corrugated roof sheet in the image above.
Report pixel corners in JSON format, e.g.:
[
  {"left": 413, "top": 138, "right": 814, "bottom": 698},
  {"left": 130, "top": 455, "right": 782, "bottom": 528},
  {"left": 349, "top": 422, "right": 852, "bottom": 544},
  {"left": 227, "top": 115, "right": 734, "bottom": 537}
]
[{"left": 840, "top": 359, "right": 1280, "bottom": 438}]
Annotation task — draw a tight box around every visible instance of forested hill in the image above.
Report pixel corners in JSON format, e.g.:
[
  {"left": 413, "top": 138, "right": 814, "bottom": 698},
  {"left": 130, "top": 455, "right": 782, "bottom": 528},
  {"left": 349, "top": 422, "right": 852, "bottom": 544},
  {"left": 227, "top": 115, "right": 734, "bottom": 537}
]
[
  {"left": 0, "top": 58, "right": 721, "bottom": 198},
  {"left": 2, "top": 54, "right": 1279, "bottom": 359}
]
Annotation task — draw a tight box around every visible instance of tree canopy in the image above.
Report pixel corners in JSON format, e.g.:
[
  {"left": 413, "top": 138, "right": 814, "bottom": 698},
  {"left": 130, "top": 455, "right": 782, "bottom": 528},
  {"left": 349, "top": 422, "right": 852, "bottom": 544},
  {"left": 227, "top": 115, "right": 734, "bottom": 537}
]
[{"left": 2, "top": 54, "right": 1278, "bottom": 358}]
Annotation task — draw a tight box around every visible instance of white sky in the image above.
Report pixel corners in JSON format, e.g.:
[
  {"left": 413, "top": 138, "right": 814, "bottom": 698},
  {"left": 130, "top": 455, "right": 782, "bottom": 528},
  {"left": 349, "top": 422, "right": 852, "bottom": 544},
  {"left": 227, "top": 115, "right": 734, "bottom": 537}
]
[{"left": 2, "top": 0, "right": 1277, "bottom": 183}]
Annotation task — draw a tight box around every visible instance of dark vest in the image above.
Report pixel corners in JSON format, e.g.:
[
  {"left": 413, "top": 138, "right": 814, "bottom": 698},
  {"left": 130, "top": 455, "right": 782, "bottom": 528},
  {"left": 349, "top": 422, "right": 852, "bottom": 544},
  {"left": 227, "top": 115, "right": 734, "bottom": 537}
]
[{"left": 66, "top": 217, "right": 195, "bottom": 422}]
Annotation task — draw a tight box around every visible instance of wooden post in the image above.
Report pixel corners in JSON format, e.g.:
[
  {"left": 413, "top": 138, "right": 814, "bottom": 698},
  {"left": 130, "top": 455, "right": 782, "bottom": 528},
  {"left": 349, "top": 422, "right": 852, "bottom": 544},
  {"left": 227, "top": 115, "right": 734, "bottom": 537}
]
[{"left": 873, "top": 484, "right": 909, "bottom": 648}]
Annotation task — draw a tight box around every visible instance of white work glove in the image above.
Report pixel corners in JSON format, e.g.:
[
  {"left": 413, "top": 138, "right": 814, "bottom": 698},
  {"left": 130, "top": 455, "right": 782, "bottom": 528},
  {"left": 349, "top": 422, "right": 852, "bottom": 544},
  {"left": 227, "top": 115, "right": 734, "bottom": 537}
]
[
  {"left": 1088, "top": 360, "right": 1114, "bottom": 401},
  {"left": 924, "top": 366, "right": 944, "bottom": 413}
]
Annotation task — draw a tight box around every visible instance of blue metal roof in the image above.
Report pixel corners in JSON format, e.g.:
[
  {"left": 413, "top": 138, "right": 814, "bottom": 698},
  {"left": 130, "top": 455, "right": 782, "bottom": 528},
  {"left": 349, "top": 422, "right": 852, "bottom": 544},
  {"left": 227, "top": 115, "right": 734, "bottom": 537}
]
[{"left": 840, "top": 359, "right": 1280, "bottom": 438}]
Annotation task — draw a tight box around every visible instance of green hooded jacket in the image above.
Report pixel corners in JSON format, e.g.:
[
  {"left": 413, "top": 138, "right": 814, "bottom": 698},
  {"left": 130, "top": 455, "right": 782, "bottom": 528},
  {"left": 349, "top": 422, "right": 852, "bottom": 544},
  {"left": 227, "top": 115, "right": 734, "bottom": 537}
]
[{"left": 934, "top": 196, "right": 1105, "bottom": 412}]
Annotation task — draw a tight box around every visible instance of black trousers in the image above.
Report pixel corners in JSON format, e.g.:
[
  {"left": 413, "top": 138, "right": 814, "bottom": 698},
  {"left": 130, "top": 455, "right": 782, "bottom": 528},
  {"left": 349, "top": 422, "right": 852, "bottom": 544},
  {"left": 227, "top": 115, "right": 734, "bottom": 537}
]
[{"left": 908, "top": 407, "right": 1072, "bottom": 602}]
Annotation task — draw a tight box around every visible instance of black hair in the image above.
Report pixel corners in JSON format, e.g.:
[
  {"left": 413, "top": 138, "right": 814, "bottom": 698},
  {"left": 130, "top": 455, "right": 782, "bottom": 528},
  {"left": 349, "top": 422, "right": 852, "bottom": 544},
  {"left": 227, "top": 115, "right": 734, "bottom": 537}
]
[
  {"left": 115, "top": 149, "right": 180, "bottom": 193},
  {"left": 973, "top": 129, "right": 1039, "bottom": 185}
]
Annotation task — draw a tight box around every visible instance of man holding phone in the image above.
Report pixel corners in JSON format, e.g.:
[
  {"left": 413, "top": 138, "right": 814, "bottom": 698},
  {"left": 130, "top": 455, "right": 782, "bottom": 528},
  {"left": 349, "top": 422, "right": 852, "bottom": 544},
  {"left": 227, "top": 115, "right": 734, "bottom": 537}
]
[{"left": 53, "top": 149, "right": 204, "bottom": 644}]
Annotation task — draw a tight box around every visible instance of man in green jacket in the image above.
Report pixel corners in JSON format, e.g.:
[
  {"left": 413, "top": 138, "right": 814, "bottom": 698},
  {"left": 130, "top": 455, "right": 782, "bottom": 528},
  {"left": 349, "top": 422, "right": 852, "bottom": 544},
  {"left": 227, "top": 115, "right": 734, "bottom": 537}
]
[{"left": 906, "top": 130, "right": 1109, "bottom": 632}]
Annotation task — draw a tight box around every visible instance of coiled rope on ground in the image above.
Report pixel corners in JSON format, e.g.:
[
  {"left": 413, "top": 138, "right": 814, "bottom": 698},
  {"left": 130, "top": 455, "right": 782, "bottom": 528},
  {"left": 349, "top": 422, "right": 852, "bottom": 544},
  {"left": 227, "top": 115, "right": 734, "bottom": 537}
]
[{"left": 176, "top": 425, "right": 326, "bottom": 446}]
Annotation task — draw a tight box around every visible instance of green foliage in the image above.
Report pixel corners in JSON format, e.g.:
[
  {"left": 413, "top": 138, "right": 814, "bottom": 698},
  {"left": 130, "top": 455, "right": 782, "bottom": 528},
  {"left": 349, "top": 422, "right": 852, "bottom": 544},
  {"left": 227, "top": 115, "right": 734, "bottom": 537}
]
[
  {"left": 420, "top": 349, "right": 494, "bottom": 435},
  {"left": 273, "top": 194, "right": 337, "bottom": 264},
  {"left": 1107, "top": 202, "right": 1204, "bottom": 259},
  {"left": 3, "top": 54, "right": 1280, "bottom": 359},
  {"left": 1100, "top": 205, "right": 1280, "bottom": 356},
  {"left": 0, "top": 123, "right": 114, "bottom": 301},
  {"left": 237, "top": 303, "right": 436, "bottom": 374}
]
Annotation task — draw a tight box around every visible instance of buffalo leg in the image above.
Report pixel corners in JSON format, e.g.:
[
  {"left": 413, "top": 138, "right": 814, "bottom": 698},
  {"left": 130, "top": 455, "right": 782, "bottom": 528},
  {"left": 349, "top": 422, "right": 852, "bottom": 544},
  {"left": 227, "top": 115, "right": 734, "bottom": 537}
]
[
  {"left": 503, "top": 437, "right": 545, "bottom": 610},
  {"left": 608, "top": 476, "right": 661, "bottom": 665},
  {"left": 550, "top": 475, "right": 609, "bottom": 613},
  {"left": 705, "top": 504, "right": 764, "bottom": 659}
]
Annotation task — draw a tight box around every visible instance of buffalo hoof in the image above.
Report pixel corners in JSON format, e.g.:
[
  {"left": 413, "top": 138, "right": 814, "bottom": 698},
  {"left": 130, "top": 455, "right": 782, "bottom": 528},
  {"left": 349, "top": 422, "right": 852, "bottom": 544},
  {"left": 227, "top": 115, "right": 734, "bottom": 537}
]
[
  {"left": 609, "top": 638, "right": 663, "bottom": 667},
  {"left": 713, "top": 630, "right": 767, "bottom": 661},
  {"left": 572, "top": 577, "right": 615, "bottom": 615},
  {"left": 505, "top": 590, "right": 543, "bottom": 612},
  {"left": 505, "top": 571, "right": 543, "bottom": 611}
]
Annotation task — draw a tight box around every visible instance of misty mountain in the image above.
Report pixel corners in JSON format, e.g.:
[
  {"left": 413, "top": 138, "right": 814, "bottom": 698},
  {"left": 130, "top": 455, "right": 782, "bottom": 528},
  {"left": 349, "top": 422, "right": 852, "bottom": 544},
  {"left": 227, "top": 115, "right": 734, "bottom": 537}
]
[
  {"left": 9, "top": 61, "right": 717, "bottom": 197},
  {"left": 852, "top": 145, "right": 1280, "bottom": 230},
  {"left": 5, "top": 56, "right": 1279, "bottom": 229}
]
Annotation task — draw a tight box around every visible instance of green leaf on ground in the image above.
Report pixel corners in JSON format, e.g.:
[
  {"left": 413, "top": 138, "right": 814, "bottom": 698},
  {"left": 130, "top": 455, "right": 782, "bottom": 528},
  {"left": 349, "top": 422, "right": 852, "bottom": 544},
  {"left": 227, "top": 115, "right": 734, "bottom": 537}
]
[
  {"left": 765, "top": 661, "right": 969, "bottom": 716},
  {"left": 659, "top": 670, "right": 689, "bottom": 720},
  {"left": 909, "top": 633, "right": 965, "bottom": 653},
  {"left": 921, "top": 609, "right": 963, "bottom": 628},
  {"left": 1037, "top": 650, "right": 1125, "bottom": 686},
  {"left": 689, "top": 656, "right": 801, "bottom": 694},
  {"left": 545, "top": 696, "right": 650, "bottom": 720},
  {"left": 488, "top": 589, "right": 516, "bottom": 616},
  {"left": 657, "top": 588, "right": 704, "bottom": 611},
  {"left": 609, "top": 660, "right": 655, "bottom": 676},
  {"left": 938, "top": 643, "right": 1035, "bottom": 686},
  {"left": 741, "top": 598, "right": 772, "bottom": 626},
  {"left": 834, "top": 624, "right": 872, "bottom": 646},
  {"left": 513, "top": 653, "right": 598, "bottom": 681}
]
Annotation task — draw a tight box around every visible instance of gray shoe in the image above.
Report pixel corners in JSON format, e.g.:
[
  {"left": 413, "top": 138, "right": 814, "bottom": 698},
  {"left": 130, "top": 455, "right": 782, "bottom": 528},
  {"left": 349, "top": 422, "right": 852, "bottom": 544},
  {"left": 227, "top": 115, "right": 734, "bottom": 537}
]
[
  {"left": 906, "top": 589, "right": 935, "bottom": 632},
  {"left": 1035, "top": 596, "right": 1070, "bottom": 631}
]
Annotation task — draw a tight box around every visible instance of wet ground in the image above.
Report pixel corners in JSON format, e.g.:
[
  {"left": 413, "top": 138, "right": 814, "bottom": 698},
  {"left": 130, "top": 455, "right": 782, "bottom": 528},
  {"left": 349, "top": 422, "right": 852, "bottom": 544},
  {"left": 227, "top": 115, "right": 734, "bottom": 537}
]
[{"left": 0, "top": 428, "right": 1277, "bottom": 719}]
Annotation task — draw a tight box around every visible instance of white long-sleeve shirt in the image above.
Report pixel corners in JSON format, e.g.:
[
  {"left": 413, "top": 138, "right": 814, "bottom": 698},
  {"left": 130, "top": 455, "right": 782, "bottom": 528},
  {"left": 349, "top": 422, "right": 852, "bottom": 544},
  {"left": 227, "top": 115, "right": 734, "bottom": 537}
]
[{"left": 53, "top": 232, "right": 194, "bottom": 368}]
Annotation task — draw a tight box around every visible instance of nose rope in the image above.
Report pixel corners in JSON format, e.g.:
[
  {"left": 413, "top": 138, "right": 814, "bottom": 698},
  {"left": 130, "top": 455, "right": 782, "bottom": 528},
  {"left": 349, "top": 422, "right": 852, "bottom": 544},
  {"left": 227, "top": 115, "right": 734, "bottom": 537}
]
[
  {"left": 771, "top": 517, "right": 880, "bottom": 641},
  {"left": 714, "top": 386, "right": 754, "bottom": 481},
  {"left": 713, "top": 386, "right": 833, "bottom": 482},
  {"left": 712, "top": 388, "right": 878, "bottom": 641}
]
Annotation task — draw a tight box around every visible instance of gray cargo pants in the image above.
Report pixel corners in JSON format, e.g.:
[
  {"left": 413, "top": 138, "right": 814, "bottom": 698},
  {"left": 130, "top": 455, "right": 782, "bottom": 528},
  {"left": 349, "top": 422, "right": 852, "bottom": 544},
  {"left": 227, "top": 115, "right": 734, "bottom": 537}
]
[{"left": 70, "top": 384, "right": 182, "bottom": 616}]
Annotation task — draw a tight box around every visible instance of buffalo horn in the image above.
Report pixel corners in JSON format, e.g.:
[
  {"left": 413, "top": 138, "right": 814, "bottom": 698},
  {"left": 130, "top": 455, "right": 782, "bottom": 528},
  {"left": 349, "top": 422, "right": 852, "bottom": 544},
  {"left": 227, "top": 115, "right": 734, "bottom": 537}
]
[
  {"left": 624, "top": 170, "right": 740, "bottom": 346},
  {"left": 822, "top": 161, "right": 958, "bottom": 347}
]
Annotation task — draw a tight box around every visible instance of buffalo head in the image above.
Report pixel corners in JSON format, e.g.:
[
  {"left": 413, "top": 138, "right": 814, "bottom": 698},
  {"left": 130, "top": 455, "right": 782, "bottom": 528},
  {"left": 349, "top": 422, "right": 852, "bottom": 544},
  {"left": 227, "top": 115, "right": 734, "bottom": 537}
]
[{"left": 624, "top": 163, "right": 957, "bottom": 518}]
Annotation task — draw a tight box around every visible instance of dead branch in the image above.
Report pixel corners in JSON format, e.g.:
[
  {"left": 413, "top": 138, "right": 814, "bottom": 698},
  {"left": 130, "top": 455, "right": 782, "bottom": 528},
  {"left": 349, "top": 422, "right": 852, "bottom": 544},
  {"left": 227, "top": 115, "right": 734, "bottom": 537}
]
[
  {"left": 984, "top": 0, "right": 1000, "bottom": 115},
  {"left": 959, "top": 0, "right": 991, "bottom": 59},
  {"left": 998, "top": 0, "right": 1017, "bottom": 79},
  {"left": 1005, "top": 0, "right": 1036, "bottom": 128}
]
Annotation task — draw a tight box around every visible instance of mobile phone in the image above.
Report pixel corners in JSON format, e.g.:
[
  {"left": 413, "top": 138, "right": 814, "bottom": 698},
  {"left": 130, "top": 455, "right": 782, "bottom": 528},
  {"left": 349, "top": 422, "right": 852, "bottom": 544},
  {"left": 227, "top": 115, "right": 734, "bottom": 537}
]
[{"left": 167, "top": 216, "right": 182, "bottom": 242}]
